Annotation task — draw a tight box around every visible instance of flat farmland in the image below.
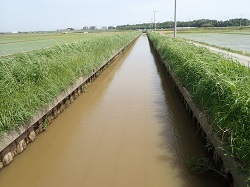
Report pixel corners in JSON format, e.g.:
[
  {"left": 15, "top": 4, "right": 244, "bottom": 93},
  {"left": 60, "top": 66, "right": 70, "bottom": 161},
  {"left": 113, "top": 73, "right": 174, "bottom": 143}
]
[
  {"left": 176, "top": 31, "right": 250, "bottom": 53},
  {"left": 0, "top": 32, "right": 116, "bottom": 56}
]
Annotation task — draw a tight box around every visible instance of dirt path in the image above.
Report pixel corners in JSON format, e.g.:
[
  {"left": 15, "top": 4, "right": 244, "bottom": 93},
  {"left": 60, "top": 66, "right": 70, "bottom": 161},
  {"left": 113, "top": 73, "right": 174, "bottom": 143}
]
[{"left": 192, "top": 42, "right": 250, "bottom": 67}]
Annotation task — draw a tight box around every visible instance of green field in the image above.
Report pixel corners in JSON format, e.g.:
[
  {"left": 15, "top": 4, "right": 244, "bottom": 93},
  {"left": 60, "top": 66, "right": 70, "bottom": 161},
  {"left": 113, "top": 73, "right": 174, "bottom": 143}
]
[{"left": 0, "top": 32, "right": 119, "bottom": 56}]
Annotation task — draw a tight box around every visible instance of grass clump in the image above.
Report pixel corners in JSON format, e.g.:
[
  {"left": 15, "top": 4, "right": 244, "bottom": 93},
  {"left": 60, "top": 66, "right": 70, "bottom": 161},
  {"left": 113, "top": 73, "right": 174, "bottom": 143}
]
[{"left": 187, "top": 155, "right": 225, "bottom": 177}]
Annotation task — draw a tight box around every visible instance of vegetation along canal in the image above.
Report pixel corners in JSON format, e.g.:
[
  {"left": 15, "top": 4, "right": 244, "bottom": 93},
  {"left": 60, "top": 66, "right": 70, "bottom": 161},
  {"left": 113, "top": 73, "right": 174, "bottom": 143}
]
[{"left": 0, "top": 34, "right": 225, "bottom": 187}]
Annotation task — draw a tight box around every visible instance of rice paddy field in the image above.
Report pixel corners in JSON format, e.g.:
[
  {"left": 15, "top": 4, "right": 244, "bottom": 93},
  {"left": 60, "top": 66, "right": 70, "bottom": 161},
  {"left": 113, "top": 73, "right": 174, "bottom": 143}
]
[
  {"left": 174, "top": 30, "right": 250, "bottom": 55},
  {"left": 160, "top": 28, "right": 250, "bottom": 56},
  {"left": 0, "top": 31, "right": 119, "bottom": 56}
]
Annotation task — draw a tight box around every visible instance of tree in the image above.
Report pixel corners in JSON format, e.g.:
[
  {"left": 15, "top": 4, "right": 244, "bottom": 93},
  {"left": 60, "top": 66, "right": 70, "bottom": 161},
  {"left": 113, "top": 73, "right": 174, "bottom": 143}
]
[{"left": 116, "top": 18, "right": 250, "bottom": 30}]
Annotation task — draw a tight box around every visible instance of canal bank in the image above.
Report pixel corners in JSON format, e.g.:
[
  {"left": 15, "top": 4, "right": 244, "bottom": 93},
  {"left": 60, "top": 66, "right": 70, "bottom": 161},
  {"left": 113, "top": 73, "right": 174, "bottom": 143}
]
[
  {"left": 0, "top": 34, "right": 225, "bottom": 186},
  {"left": 148, "top": 33, "right": 246, "bottom": 187}
]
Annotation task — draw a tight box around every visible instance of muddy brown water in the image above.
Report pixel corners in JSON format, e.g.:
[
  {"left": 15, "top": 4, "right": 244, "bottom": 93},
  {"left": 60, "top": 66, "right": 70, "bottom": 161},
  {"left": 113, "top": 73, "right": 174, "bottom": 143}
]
[{"left": 0, "top": 34, "right": 225, "bottom": 187}]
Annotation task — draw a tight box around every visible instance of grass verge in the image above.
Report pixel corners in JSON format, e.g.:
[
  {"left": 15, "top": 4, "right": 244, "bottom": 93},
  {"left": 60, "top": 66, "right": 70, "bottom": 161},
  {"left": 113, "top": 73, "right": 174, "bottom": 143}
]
[{"left": 0, "top": 31, "right": 140, "bottom": 136}]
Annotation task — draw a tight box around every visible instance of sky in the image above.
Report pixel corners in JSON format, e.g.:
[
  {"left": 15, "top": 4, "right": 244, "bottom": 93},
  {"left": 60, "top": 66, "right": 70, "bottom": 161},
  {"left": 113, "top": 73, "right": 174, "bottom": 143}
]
[{"left": 1, "top": 0, "right": 250, "bottom": 32}]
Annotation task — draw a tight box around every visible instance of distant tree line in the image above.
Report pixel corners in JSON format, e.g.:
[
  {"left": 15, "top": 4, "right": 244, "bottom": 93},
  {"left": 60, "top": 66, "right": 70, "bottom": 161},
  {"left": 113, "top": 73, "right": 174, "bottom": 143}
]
[{"left": 116, "top": 18, "right": 250, "bottom": 30}]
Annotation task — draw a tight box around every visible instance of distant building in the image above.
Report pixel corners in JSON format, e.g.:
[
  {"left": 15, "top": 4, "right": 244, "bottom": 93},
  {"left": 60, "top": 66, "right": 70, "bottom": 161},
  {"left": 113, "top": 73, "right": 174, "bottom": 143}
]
[
  {"left": 101, "top": 26, "right": 108, "bottom": 30},
  {"left": 82, "top": 26, "right": 88, "bottom": 30},
  {"left": 89, "top": 26, "right": 96, "bottom": 30}
]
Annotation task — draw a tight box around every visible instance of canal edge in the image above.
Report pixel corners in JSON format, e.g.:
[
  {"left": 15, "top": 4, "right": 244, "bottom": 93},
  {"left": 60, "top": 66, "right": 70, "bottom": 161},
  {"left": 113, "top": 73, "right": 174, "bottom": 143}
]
[
  {"left": 0, "top": 33, "right": 141, "bottom": 171},
  {"left": 147, "top": 33, "right": 247, "bottom": 187}
]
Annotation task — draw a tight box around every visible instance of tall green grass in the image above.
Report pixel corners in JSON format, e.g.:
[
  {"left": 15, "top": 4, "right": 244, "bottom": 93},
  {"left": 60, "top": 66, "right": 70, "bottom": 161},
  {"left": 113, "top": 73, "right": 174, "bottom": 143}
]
[
  {"left": 148, "top": 32, "right": 250, "bottom": 168},
  {"left": 0, "top": 31, "right": 140, "bottom": 136}
]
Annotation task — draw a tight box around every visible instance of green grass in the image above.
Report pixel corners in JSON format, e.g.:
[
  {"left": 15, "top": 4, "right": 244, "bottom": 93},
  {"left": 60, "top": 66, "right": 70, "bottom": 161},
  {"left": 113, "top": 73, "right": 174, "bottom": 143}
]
[
  {"left": 148, "top": 32, "right": 250, "bottom": 172},
  {"left": 0, "top": 31, "right": 140, "bottom": 136}
]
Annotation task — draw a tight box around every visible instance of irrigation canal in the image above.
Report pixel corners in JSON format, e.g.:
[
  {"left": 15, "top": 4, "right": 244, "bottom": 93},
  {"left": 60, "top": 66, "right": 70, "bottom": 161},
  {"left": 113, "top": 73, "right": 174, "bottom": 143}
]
[{"left": 0, "top": 34, "right": 225, "bottom": 187}]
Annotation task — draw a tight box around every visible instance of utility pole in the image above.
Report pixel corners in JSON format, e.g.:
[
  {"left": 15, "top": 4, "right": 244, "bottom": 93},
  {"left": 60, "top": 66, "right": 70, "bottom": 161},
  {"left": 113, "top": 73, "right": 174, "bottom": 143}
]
[
  {"left": 170, "top": 17, "right": 172, "bottom": 29},
  {"left": 150, "top": 18, "right": 153, "bottom": 30},
  {"left": 240, "top": 14, "right": 242, "bottom": 27},
  {"left": 174, "top": 0, "right": 177, "bottom": 38},
  {"left": 153, "top": 10, "right": 159, "bottom": 32}
]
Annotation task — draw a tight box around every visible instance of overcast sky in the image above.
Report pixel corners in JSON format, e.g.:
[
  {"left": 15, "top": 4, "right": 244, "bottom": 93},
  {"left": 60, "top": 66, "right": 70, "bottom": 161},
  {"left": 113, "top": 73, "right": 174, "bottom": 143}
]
[{"left": 1, "top": 0, "right": 249, "bottom": 32}]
